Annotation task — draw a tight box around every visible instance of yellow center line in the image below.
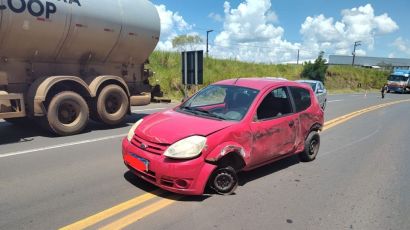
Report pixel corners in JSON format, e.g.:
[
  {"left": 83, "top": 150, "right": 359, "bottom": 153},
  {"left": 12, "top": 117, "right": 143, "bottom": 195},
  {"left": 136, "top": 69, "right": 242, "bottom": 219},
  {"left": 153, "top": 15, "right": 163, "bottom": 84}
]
[
  {"left": 323, "top": 99, "right": 410, "bottom": 131},
  {"left": 59, "top": 189, "right": 165, "bottom": 230},
  {"left": 99, "top": 194, "right": 183, "bottom": 230},
  {"left": 60, "top": 99, "right": 410, "bottom": 230}
]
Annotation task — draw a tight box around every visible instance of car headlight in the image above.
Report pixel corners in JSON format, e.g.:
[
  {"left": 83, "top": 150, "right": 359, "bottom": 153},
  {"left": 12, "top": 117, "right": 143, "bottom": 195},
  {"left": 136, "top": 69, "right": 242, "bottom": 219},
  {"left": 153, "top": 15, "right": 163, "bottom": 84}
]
[
  {"left": 127, "top": 119, "right": 143, "bottom": 142},
  {"left": 164, "top": 136, "right": 207, "bottom": 159}
]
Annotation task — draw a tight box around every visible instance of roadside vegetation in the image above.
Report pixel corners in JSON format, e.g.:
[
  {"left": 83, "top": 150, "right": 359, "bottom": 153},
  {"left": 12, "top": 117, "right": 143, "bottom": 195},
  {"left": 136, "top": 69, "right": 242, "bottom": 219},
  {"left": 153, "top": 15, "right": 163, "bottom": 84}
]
[{"left": 148, "top": 51, "right": 389, "bottom": 99}]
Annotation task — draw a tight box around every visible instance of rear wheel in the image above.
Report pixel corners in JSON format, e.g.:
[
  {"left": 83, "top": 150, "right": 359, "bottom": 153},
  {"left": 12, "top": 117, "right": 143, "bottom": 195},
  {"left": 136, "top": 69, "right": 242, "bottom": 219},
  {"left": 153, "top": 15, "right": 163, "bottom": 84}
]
[
  {"left": 94, "top": 85, "right": 129, "bottom": 125},
  {"left": 299, "top": 131, "right": 320, "bottom": 162},
  {"left": 45, "top": 91, "right": 89, "bottom": 136},
  {"left": 209, "top": 166, "right": 238, "bottom": 195}
]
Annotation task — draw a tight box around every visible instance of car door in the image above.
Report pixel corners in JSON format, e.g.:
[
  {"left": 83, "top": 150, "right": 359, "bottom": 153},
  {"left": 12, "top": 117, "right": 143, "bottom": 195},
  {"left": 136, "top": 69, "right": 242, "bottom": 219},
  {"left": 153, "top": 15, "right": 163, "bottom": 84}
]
[
  {"left": 249, "top": 87, "right": 298, "bottom": 166},
  {"left": 316, "top": 82, "right": 325, "bottom": 107}
]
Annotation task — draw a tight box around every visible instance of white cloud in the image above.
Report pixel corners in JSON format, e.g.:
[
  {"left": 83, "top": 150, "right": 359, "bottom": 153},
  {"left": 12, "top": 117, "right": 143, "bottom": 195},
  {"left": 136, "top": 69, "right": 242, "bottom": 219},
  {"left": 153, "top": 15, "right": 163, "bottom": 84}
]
[
  {"left": 300, "top": 4, "right": 398, "bottom": 57},
  {"left": 393, "top": 37, "right": 410, "bottom": 55},
  {"left": 212, "top": 0, "right": 300, "bottom": 63},
  {"left": 208, "top": 12, "right": 223, "bottom": 22},
  {"left": 155, "top": 4, "right": 193, "bottom": 50},
  {"left": 154, "top": 2, "right": 399, "bottom": 63}
]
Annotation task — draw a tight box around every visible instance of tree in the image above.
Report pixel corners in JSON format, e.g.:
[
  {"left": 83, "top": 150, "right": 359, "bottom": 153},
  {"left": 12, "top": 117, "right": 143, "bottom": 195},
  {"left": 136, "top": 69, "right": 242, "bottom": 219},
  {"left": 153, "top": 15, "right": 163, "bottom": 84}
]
[
  {"left": 172, "top": 34, "right": 203, "bottom": 51},
  {"left": 301, "top": 51, "right": 328, "bottom": 83}
]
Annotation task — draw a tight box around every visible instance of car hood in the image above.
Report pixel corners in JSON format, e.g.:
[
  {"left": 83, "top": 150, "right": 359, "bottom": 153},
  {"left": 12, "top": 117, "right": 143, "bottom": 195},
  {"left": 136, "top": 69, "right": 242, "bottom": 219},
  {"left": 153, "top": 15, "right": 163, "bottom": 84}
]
[{"left": 134, "top": 109, "right": 235, "bottom": 144}]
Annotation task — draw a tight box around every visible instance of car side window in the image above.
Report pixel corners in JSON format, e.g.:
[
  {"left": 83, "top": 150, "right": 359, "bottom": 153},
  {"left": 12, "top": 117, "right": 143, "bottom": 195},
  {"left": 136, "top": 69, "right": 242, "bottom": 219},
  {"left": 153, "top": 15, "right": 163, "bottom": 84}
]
[
  {"left": 318, "top": 83, "right": 323, "bottom": 91},
  {"left": 256, "top": 87, "right": 293, "bottom": 120},
  {"left": 290, "top": 87, "right": 311, "bottom": 112}
]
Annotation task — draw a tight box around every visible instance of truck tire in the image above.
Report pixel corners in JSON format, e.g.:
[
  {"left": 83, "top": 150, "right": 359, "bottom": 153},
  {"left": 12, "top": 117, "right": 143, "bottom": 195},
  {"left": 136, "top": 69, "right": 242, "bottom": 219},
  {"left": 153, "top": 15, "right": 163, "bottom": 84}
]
[
  {"left": 46, "top": 91, "right": 89, "bottom": 136},
  {"left": 95, "top": 85, "right": 129, "bottom": 125},
  {"left": 299, "top": 131, "right": 320, "bottom": 162}
]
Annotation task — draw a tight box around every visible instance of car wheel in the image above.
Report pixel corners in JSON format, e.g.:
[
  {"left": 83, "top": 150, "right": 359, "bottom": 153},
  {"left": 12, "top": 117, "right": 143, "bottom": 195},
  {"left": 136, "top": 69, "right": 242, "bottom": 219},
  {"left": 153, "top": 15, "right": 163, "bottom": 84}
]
[
  {"left": 209, "top": 166, "right": 238, "bottom": 195},
  {"left": 45, "top": 91, "right": 89, "bottom": 136},
  {"left": 299, "top": 131, "right": 320, "bottom": 162}
]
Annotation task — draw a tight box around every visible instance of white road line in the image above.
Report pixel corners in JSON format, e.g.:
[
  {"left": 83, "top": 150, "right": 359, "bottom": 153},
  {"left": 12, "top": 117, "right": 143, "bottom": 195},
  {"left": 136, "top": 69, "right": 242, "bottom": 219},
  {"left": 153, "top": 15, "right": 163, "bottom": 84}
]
[
  {"left": 328, "top": 99, "right": 344, "bottom": 103},
  {"left": 0, "top": 134, "right": 126, "bottom": 159},
  {"left": 131, "top": 107, "right": 170, "bottom": 113}
]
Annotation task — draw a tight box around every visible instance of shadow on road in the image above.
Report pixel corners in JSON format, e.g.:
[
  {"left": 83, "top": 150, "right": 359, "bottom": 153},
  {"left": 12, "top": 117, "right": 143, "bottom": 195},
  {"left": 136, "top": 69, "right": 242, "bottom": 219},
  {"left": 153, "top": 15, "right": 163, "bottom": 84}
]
[
  {"left": 123, "top": 170, "right": 210, "bottom": 202},
  {"left": 238, "top": 155, "right": 301, "bottom": 186},
  {"left": 0, "top": 112, "right": 149, "bottom": 145},
  {"left": 122, "top": 154, "right": 301, "bottom": 201}
]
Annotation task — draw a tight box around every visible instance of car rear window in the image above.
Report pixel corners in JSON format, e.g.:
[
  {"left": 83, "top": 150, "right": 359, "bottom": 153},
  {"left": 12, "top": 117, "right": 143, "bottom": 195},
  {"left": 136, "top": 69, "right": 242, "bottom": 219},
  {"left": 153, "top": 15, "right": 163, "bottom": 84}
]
[{"left": 290, "top": 87, "right": 311, "bottom": 112}]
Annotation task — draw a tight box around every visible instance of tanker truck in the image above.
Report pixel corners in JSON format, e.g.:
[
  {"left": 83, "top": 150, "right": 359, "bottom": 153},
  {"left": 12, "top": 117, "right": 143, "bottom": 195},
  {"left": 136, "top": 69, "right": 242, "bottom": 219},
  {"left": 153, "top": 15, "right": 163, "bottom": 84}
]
[{"left": 0, "top": 0, "right": 161, "bottom": 136}]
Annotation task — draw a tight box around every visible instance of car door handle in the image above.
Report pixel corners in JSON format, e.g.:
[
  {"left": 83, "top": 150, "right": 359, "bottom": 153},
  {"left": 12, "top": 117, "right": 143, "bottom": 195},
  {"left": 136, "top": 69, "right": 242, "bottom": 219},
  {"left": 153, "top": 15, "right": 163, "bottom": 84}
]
[{"left": 288, "top": 120, "right": 295, "bottom": 127}]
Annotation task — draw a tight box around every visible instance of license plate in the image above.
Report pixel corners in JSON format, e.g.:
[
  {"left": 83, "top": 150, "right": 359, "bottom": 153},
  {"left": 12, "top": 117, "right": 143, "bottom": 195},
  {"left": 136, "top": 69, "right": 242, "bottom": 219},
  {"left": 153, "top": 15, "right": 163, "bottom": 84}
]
[{"left": 130, "top": 153, "right": 149, "bottom": 172}]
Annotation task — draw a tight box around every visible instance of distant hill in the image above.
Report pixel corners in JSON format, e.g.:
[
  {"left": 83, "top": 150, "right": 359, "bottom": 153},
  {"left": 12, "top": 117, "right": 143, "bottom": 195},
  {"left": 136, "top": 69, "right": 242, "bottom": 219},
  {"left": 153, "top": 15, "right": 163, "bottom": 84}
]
[{"left": 148, "top": 51, "right": 389, "bottom": 99}]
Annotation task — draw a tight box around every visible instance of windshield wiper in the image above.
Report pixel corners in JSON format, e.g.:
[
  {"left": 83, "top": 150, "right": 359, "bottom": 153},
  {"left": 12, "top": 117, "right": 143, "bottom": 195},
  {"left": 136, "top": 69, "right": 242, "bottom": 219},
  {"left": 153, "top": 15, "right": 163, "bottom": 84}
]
[{"left": 181, "top": 106, "right": 226, "bottom": 120}]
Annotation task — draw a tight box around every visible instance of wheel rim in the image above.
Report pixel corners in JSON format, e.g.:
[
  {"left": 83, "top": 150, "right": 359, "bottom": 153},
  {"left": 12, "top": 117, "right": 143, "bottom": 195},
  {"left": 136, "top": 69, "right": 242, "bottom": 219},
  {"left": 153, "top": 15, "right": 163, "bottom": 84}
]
[
  {"left": 309, "top": 138, "right": 319, "bottom": 156},
  {"left": 214, "top": 172, "right": 235, "bottom": 192},
  {"left": 105, "top": 93, "right": 122, "bottom": 114},
  {"left": 58, "top": 100, "right": 80, "bottom": 125}
]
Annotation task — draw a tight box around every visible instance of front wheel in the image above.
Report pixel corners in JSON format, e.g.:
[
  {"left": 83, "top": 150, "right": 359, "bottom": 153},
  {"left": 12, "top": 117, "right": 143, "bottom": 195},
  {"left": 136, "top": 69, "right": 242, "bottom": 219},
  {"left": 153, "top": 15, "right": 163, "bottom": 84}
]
[
  {"left": 209, "top": 166, "right": 238, "bottom": 195},
  {"left": 299, "top": 131, "right": 320, "bottom": 162},
  {"left": 45, "top": 91, "right": 89, "bottom": 136}
]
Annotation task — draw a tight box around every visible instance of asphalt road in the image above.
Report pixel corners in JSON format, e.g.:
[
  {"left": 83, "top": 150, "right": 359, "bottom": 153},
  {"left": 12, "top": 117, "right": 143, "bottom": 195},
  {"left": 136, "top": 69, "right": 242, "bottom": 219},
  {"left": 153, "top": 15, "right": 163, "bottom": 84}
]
[{"left": 1, "top": 92, "right": 409, "bottom": 230}]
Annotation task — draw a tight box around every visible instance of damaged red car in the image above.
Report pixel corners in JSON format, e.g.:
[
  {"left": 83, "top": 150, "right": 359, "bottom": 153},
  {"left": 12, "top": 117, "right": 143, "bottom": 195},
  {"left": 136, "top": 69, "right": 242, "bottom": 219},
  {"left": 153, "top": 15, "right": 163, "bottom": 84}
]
[{"left": 122, "top": 78, "right": 324, "bottom": 195}]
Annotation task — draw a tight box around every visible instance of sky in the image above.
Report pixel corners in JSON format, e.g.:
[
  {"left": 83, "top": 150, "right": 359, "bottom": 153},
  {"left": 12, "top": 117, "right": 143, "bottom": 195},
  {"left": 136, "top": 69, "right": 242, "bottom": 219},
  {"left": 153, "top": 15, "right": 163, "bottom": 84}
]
[{"left": 150, "top": 0, "right": 410, "bottom": 63}]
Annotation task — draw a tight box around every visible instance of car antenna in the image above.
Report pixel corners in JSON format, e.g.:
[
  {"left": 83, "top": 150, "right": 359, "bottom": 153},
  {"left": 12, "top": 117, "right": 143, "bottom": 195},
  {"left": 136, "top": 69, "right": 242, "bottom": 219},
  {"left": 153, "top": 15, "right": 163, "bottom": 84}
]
[{"left": 234, "top": 78, "right": 240, "bottom": 85}]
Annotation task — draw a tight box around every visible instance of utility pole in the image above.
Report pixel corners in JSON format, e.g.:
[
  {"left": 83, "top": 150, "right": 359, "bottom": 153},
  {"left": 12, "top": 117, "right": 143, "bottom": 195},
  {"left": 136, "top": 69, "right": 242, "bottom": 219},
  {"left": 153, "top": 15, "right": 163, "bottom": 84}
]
[
  {"left": 206, "top": 30, "right": 214, "bottom": 57},
  {"left": 352, "top": 41, "right": 361, "bottom": 66},
  {"left": 297, "top": 49, "right": 300, "bottom": 65}
]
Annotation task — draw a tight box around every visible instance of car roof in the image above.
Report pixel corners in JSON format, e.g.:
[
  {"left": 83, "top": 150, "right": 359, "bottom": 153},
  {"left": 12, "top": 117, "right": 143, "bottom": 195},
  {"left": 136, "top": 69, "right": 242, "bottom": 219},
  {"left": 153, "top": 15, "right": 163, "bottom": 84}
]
[
  {"left": 215, "top": 77, "right": 309, "bottom": 90},
  {"left": 296, "top": 80, "right": 322, "bottom": 84}
]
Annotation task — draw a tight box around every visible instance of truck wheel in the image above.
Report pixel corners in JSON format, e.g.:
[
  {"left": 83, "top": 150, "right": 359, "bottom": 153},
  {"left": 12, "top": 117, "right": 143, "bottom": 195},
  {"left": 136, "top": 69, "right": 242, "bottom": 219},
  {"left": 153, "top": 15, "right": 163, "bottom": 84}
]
[
  {"left": 299, "top": 131, "right": 320, "bottom": 162},
  {"left": 46, "top": 91, "right": 89, "bottom": 136},
  {"left": 95, "top": 85, "right": 129, "bottom": 125},
  {"left": 209, "top": 166, "right": 238, "bottom": 195}
]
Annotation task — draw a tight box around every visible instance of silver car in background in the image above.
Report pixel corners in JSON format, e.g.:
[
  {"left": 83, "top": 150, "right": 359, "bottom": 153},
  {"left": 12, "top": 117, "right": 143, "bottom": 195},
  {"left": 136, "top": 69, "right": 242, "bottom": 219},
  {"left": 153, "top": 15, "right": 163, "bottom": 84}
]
[{"left": 296, "top": 80, "right": 327, "bottom": 110}]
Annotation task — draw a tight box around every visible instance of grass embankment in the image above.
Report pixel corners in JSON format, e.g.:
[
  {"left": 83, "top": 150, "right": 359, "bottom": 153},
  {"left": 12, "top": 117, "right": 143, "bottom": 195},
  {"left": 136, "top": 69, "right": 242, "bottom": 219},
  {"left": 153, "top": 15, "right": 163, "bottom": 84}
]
[{"left": 148, "top": 51, "right": 389, "bottom": 99}]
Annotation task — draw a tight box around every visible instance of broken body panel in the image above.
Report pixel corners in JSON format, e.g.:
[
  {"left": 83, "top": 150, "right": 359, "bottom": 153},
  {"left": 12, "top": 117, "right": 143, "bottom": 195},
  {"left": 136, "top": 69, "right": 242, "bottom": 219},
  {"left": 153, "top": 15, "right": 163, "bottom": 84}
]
[{"left": 123, "top": 78, "right": 324, "bottom": 195}]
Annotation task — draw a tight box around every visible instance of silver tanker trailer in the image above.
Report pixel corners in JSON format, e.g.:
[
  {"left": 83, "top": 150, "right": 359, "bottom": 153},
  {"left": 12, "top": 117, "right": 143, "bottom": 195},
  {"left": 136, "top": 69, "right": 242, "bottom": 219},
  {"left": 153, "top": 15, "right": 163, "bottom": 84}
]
[{"left": 0, "top": 0, "right": 161, "bottom": 135}]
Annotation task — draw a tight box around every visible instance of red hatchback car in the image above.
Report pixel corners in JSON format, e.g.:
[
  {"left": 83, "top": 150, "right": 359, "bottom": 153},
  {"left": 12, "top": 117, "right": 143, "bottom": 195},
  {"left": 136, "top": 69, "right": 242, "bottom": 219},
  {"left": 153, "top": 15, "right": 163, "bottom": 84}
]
[{"left": 122, "top": 78, "right": 324, "bottom": 195}]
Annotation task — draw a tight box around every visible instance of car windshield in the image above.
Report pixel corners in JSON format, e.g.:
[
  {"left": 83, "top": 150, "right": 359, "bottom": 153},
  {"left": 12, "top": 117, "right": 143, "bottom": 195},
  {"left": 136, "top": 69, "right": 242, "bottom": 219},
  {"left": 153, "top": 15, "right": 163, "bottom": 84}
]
[
  {"left": 299, "top": 82, "right": 316, "bottom": 91},
  {"left": 307, "top": 82, "right": 317, "bottom": 91},
  {"left": 389, "top": 75, "right": 409, "bottom": 82},
  {"left": 179, "top": 85, "right": 259, "bottom": 121}
]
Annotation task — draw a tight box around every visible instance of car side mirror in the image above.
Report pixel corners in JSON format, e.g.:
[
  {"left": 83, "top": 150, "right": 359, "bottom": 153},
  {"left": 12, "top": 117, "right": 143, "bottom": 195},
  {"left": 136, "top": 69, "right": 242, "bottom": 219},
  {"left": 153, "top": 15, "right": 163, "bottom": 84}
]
[{"left": 317, "top": 89, "right": 324, "bottom": 94}]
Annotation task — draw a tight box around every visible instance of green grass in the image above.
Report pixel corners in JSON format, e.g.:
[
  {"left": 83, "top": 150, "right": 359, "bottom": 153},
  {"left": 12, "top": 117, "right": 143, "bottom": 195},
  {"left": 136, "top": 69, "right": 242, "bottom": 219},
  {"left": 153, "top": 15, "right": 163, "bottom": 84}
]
[{"left": 148, "top": 51, "right": 389, "bottom": 99}]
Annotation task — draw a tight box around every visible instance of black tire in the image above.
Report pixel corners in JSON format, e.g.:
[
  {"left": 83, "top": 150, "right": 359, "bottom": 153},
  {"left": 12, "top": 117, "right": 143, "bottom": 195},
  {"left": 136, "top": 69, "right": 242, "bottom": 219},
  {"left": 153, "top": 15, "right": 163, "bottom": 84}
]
[
  {"left": 46, "top": 91, "right": 89, "bottom": 136},
  {"left": 209, "top": 166, "right": 238, "bottom": 195},
  {"left": 299, "top": 131, "right": 320, "bottom": 162},
  {"left": 94, "top": 85, "right": 129, "bottom": 125}
]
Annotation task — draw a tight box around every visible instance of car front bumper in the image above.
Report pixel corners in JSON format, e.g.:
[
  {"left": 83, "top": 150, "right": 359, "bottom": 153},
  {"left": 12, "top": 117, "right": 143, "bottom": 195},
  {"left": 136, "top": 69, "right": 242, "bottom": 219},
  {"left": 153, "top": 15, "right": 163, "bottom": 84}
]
[
  {"left": 122, "top": 138, "right": 216, "bottom": 195},
  {"left": 387, "top": 86, "right": 405, "bottom": 93}
]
